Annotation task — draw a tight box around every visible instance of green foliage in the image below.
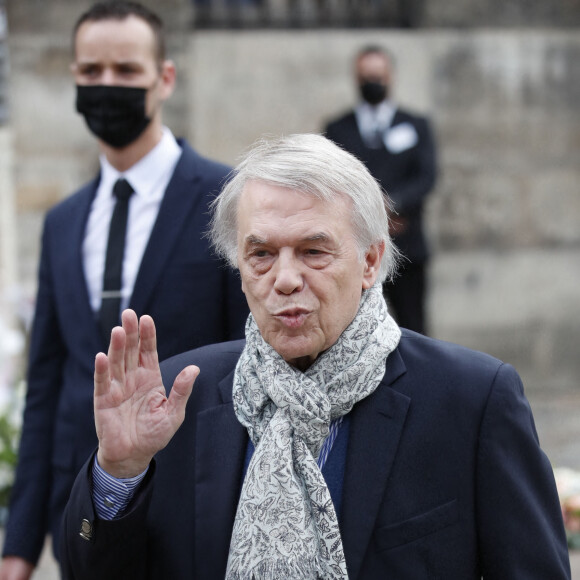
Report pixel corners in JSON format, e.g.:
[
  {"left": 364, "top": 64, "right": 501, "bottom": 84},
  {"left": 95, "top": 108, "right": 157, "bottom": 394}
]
[{"left": 0, "top": 412, "right": 19, "bottom": 508}]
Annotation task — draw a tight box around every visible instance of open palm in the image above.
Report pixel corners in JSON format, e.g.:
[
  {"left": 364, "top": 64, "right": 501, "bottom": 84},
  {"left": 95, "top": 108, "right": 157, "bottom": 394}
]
[{"left": 94, "top": 310, "right": 198, "bottom": 479}]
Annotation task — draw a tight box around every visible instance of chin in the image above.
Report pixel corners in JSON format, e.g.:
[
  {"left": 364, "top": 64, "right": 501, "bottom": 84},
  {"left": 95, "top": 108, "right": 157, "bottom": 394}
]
[
  {"left": 271, "top": 338, "right": 306, "bottom": 358},
  {"left": 276, "top": 344, "right": 320, "bottom": 369},
  {"left": 264, "top": 328, "right": 323, "bottom": 365}
]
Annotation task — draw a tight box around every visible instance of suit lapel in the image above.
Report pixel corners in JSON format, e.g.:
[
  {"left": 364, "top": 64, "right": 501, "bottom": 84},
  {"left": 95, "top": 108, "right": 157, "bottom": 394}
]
[
  {"left": 341, "top": 348, "right": 410, "bottom": 580},
  {"left": 58, "top": 178, "right": 104, "bottom": 352},
  {"left": 129, "top": 144, "right": 204, "bottom": 315},
  {"left": 388, "top": 108, "right": 404, "bottom": 130},
  {"left": 348, "top": 112, "right": 369, "bottom": 151},
  {"left": 194, "top": 370, "right": 247, "bottom": 578}
]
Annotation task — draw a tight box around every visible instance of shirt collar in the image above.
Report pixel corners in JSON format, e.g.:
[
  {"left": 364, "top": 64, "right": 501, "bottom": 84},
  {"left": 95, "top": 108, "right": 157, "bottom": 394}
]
[
  {"left": 98, "top": 127, "right": 182, "bottom": 201},
  {"left": 355, "top": 99, "right": 397, "bottom": 134}
]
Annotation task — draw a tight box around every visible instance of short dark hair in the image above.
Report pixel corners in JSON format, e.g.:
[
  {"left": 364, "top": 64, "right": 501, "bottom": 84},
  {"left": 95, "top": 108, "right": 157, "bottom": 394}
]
[
  {"left": 73, "top": 1, "right": 166, "bottom": 63},
  {"left": 356, "top": 45, "right": 396, "bottom": 68}
]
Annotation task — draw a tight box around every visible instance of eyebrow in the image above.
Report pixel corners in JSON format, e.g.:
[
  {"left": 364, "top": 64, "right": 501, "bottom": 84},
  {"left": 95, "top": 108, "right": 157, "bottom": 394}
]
[
  {"left": 244, "top": 234, "right": 267, "bottom": 247},
  {"left": 303, "top": 233, "right": 331, "bottom": 243},
  {"left": 76, "top": 59, "right": 143, "bottom": 68},
  {"left": 244, "top": 232, "right": 332, "bottom": 246}
]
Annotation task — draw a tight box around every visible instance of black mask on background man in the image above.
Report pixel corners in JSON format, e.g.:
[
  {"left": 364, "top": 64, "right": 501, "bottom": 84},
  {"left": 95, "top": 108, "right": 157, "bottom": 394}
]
[
  {"left": 76, "top": 85, "right": 151, "bottom": 148},
  {"left": 359, "top": 80, "right": 388, "bottom": 106}
]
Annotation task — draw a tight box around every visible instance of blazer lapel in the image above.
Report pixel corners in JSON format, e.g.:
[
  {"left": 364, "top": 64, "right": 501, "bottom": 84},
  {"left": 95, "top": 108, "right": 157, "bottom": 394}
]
[
  {"left": 348, "top": 112, "right": 369, "bottom": 151},
  {"left": 388, "top": 108, "right": 404, "bottom": 129},
  {"left": 341, "top": 348, "right": 410, "bottom": 580},
  {"left": 58, "top": 178, "right": 104, "bottom": 353},
  {"left": 194, "top": 370, "right": 247, "bottom": 578},
  {"left": 129, "top": 145, "right": 205, "bottom": 315}
]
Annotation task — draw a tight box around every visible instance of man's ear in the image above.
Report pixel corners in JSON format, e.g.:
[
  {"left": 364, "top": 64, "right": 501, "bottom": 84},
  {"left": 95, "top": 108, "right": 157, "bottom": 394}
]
[
  {"left": 70, "top": 62, "right": 80, "bottom": 81},
  {"left": 159, "top": 59, "right": 176, "bottom": 101},
  {"left": 362, "top": 241, "right": 384, "bottom": 289}
]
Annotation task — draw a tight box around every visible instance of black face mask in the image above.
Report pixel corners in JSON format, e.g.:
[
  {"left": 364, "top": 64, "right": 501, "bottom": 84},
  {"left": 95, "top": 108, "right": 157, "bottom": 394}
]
[
  {"left": 359, "top": 81, "right": 388, "bottom": 105},
  {"left": 76, "top": 85, "right": 152, "bottom": 149}
]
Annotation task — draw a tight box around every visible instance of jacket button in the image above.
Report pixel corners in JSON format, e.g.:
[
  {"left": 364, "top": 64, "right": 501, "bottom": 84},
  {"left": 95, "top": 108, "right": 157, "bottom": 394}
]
[{"left": 79, "top": 518, "right": 93, "bottom": 541}]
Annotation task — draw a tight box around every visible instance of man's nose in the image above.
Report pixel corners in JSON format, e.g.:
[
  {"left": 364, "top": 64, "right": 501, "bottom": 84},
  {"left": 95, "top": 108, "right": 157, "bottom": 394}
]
[
  {"left": 100, "top": 69, "right": 117, "bottom": 85},
  {"left": 273, "top": 252, "right": 304, "bottom": 295}
]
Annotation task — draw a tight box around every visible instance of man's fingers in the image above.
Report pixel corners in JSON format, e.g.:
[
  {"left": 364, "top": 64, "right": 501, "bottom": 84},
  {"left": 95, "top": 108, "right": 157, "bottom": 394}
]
[
  {"left": 167, "top": 365, "right": 199, "bottom": 420},
  {"left": 94, "top": 352, "right": 110, "bottom": 398},
  {"left": 107, "top": 326, "right": 127, "bottom": 384},
  {"left": 122, "top": 309, "right": 139, "bottom": 372},
  {"left": 138, "top": 315, "right": 159, "bottom": 370}
]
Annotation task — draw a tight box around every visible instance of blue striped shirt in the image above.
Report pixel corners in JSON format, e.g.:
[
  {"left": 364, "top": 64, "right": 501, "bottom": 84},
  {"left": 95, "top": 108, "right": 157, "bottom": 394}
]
[
  {"left": 317, "top": 416, "right": 344, "bottom": 469},
  {"left": 92, "top": 456, "right": 148, "bottom": 520}
]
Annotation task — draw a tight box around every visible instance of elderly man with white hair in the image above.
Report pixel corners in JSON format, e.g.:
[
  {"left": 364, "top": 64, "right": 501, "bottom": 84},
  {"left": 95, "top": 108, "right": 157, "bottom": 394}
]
[{"left": 60, "top": 134, "right": 570, "bottom": 579}]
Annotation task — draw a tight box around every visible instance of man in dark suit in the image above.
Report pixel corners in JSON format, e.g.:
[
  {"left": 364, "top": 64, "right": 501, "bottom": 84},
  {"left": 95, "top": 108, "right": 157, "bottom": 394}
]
[
  {"left": 61, "top": 134, "right": 569, "bottom": 579},
  {"left": 325, "top": 45, "right": 437, "bottom": 334},
  {"left": 0, "top": 3, "right": 248, "bottom": 579}
]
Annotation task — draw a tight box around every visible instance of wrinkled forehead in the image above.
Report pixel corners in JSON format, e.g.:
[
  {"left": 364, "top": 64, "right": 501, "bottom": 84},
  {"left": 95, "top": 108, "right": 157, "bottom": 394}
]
[
  {"left": 237, "top": 179, "right": 353, "bottom": 216},
  {"left": 235, "top": 180, "right": 358, "bottom": 248}
]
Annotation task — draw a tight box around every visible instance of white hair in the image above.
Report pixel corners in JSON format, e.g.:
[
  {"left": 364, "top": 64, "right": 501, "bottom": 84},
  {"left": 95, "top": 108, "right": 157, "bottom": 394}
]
[{"left": 209, "top": 133, "right": 399, "bottom": 283}]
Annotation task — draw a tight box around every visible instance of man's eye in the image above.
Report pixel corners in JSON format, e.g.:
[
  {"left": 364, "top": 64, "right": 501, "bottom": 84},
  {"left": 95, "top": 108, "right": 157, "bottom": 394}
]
[
  {"left": 117, "top": 65, "right": 139, "bottom": 75},
  {"left": 79, "top": 65, "right": 100, "bottom": 76},
  {"left": 250, "top": 250, "right": 270, "bottom": 258}
]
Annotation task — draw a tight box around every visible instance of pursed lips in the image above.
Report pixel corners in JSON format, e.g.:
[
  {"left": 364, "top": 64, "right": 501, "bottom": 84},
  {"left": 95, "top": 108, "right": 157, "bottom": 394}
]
[{"left": 272, "top": 307, "right": 311, "bottom": 329}]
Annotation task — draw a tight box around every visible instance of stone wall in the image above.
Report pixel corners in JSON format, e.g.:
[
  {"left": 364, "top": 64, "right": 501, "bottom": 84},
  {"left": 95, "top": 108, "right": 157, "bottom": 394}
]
[
  {"left": 423, "top": 0, "right": 580, "bottom": 27},
  {"left": 7, "top": 0, "right": 580, "bottom": 30},
  {"left": 4, "top": 24, "right": 580, "bottom": 392}
]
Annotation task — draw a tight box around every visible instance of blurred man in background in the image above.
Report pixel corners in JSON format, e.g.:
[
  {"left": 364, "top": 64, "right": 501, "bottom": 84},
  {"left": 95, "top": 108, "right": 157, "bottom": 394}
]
[
  {"left": 325, "top": 45, "right": 437, "bottom": 335},
  {"left": 0, "top": 2, "right": 248, "bottom": 578}
]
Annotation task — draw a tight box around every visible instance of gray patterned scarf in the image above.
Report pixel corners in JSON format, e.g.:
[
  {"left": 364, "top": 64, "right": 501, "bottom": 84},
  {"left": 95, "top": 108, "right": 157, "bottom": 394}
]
[{"left": 226, "top": 283, "right": 401, "bottom": 579}]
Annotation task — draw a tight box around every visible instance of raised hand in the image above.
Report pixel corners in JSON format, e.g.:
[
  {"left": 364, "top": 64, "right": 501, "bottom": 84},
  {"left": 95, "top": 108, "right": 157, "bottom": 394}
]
[
  {"left": 0, "top": 556, "right": 34, "bottom": 580},
  {"left": 94, "top": 310, "right": 199, "bottom": 478}
]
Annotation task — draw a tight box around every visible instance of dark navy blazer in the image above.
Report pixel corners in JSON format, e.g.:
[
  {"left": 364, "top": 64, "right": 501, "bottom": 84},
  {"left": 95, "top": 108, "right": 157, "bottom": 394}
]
[
  {"left": 60, "top": 331, "right": 570, "bottom": 579},
  {"left": 4, "top": 141, "right": 249, "bottom": 565}
]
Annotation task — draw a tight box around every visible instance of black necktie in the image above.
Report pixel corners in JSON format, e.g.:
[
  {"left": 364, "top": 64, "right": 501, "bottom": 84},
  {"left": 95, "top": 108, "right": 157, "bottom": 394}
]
[
  {"left": 367, "top": 119, "right": 384, "bottom": 149},
  {"left": 99, "top": 178, "right": 134, "bottom": 343}
]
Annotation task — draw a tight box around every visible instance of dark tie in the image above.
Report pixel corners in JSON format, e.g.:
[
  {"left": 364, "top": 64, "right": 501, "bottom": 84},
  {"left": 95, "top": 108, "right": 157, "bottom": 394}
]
[
  {"left": 99, "top": 178, "right": 134, "bottom": 344},
  {"left": 367, "top": 122, "right": 384, "bottom": 149}
]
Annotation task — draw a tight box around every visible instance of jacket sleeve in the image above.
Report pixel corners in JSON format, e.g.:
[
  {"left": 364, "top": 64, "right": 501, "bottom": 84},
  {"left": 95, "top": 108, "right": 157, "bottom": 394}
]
[
  {"left": 60, "top": 455, "right": 155, "bottom": 580},
  {"left": 386, "top": 116, "right": 437, "bottom": 217},
  {"left": 224, "top": 266, "right": 249, "bottom": 341},
  {"left": 324, "top": 120, "right": 340, "bottom": 144},
  {"left": 2, "top": 218, "right": 66, "bottom": 564},
  {"left": 476, "top": 363, "right": 570, "bottom": 578}
]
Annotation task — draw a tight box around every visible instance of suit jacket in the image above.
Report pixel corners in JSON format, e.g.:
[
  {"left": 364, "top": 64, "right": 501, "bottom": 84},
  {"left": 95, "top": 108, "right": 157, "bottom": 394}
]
[
  {"left": 60, "top": 331, "right": 570, "bottom": 579},
  {"left": 325, "top": 108, "right": 436, "bottom": 262},
  {"left": 3, "top": 141, "right": 249, "bottom": 565}
]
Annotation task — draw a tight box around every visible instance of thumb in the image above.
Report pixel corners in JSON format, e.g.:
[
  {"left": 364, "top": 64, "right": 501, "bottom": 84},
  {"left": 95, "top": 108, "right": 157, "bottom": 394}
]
[{"left": 167, "top": 365, "right": 199, "bottom": 421}]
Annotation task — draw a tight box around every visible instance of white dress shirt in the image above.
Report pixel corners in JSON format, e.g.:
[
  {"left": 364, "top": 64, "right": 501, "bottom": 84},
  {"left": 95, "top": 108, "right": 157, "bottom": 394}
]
[
  {"left": 354, "top": 99, "right": 396, "bottom": 149},
  {"left": 83, "top": 127, "right": 182, "bottom": 313}
]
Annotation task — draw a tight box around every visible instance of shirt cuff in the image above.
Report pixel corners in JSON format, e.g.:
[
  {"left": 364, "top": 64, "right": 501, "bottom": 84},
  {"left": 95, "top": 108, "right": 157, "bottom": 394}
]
[{"left": 92, "top": 455, "right": 148, "bottom": 520}]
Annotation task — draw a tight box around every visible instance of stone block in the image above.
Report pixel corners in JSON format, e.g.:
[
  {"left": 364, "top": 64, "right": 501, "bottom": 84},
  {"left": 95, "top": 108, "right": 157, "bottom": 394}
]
[
  {"left": 428, "top": 248, "right": 580, "bottom": 390},
  {"left": 423, "top": 0, "right": 580, "bottom": 27},
  {"left": 528, "top": 170, "right": 580, "bottom": 245},
  {"left": 429, "top": 168, "right": 524, "bottom": 249},
  {"left": 5, "top": 0, "right": 192, "bottom": 34},
  {"left": 8, "top": 36, "right": 92, "bottom": 155}
]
